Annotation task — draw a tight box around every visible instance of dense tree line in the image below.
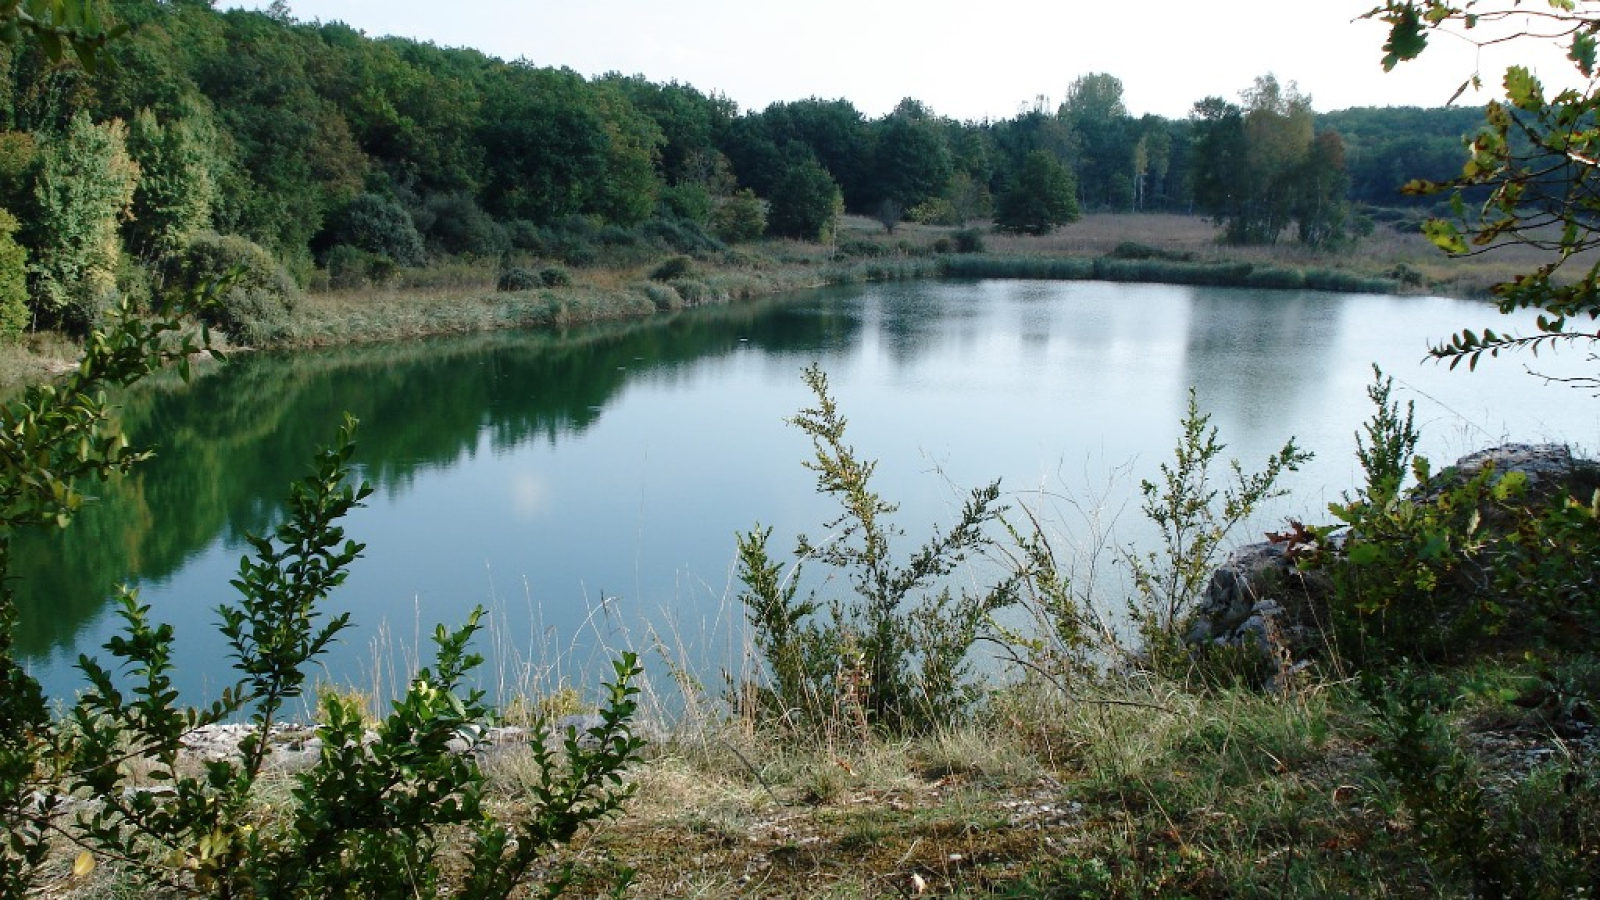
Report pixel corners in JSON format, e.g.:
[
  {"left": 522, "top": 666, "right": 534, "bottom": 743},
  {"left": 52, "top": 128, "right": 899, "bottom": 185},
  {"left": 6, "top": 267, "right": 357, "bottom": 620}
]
[{"left": 0, "top": 0, "right": 1489, "bottom": 340}]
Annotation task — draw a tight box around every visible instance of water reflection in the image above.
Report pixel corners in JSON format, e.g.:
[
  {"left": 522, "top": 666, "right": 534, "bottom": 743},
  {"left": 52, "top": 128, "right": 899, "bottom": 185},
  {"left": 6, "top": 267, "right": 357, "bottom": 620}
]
[
  {"left": 1181, "top": 288, "right": 1344, "bottom": 433},
  {"left": 10, "top": 297, "right": 859, "bottom": 660},
  {"left": 11, "top": 280, "right": 1594, "bottom": 705}
]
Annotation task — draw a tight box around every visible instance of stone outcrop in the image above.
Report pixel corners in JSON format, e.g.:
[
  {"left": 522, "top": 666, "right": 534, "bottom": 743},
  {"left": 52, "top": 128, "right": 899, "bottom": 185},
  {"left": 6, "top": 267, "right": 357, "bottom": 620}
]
[{"left": 1184, "top": 443, "right": 1599, "bottom": 684}]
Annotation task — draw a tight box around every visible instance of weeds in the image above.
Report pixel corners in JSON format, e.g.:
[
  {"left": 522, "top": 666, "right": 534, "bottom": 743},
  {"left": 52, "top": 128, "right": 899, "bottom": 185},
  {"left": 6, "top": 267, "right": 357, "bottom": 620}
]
[
  {"left": 1127, "top": 389, "right": 1309, "bottom": 676},
  {"left": 0, "top": 296, "right": 644, "bottom": 898},
  {"left": 736, "top": 364, "right": 1021, "bottom": 736}
]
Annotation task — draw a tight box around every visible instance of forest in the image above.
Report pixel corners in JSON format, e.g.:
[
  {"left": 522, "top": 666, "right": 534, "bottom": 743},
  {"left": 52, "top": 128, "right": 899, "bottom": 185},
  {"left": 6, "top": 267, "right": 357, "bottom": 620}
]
[{"left": 0, "top": 0, "right": 1485, "bottom": 343}]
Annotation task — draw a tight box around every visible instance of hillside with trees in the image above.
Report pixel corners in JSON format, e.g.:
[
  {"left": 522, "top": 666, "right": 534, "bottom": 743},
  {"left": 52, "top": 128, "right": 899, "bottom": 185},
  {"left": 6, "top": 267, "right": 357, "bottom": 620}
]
[{"left": 0, "top": 0, "right": 1487, "bottom": 345}]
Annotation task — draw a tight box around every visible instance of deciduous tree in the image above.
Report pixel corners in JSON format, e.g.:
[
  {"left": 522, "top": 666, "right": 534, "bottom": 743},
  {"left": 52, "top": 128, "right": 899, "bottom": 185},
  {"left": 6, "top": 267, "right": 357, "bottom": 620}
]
[
  {"left": 994, "top": 149, "right": 1079, "bottom": 235},
  {"left": 28, "top": 111, "right": 138, "bottom": 332},
  {"left": 766, "top": 155, "right": 841, "bottom": 242}
]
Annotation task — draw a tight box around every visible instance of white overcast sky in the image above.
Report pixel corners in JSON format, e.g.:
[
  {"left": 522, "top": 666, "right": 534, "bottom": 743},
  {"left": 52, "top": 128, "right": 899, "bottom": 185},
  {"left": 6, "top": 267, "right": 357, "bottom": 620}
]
[{"left": 222, "top": 1, "right": 1582, "bottom": 120}]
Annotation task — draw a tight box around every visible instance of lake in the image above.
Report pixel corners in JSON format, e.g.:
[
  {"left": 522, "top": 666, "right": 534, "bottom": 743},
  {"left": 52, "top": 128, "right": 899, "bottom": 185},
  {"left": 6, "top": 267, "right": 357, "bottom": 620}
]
[{"left": 12, "top": 279, "right": 1599, "bottom": 708}]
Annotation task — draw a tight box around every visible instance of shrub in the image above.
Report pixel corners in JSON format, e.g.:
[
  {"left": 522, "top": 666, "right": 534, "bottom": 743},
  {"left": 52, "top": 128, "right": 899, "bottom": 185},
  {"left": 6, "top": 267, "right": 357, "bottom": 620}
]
[
  {"left": 1316, "top": 368, "right": 1600, "bottom": 666},
  {"left": 709, "top": 189, "right": 766, "bottom": 243},
  {"left": 166, "top": 232, "right": 301, "bottom": 345},
  {"left": 649, "top": 254, "right": 697, "bottom": 282},
  {"left": 1127, "top": 389, "right": 1309, "bottom": 675},
  {"left": 658, "top": 183, "right": 712, "bottom": 224},
  {"left": 416, "top": 192, "right": 509, "bottom": 259},
  {"left": 0, "top": 210, "right": 27, "bottom": 340},
  {"left": 638, "top": 216, "right": 725, "bottom": 257},
  {"left": 1361, "top": 668, "right": 1600, "bottom": 897},
  {"left": 539, "top": 265, "right": 572, "bottom": 287},
  {"left": 324, "top": 243, "right": 392, "bottom": 291},
  {"left": 643, "top": 282, "right": 681, "bottom": 312},
  {"left": 952, "top": 229, "right": 985, "bottom": 253},
  {"left": 3, "top": 400, "right": 646, "bottom": 898},
  {"left": 1, "top": 297, "right": 212, "bottom": 896},
  {"left": 497, "top": 266, "right": 541, "bottom": 292},
  {"left": 736, "top": 365, "right": 1021, "bottom": 736},
  {"left": 320, "top": 192, "right": 426, "bottom": 267}
]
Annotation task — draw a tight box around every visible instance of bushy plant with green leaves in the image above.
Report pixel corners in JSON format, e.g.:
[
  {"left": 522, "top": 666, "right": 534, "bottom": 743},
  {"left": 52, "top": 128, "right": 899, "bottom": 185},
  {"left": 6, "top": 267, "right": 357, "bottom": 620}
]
[
  {"left": 25, "top": 417, "right": 644, "bottom": 898},
  {"left": 0, "top": 294, "right": 211, "bottom": 895},
  {"left": 1127, "top": 389, "right": 1308, "bottom": 674},
  {"left": 648, "top": 254, "right": 696, "bottom": 281},
  {"left": 735, "top": 365, "right": 1022, "bottom": 736},
  {"left": 0, "top": 208, "right": 28, "bottom": 339},
  {"left": 1318, "top": 367, "right": 1600, "bottom": 664},
  {"left": 1363, "top": 669, "right": 1600, "bottom": 897},
  {"left": 166, "top": 231, "right": 300, "bottom": 344},
  {"left": 0, "top": 297, "right": 644, "bottom": 897},
  {"left": 709, "top": 189, "right": 765, "bottom": 244},
  {"left": 320, "top": 192, "right": 427, "bottom": 268}
]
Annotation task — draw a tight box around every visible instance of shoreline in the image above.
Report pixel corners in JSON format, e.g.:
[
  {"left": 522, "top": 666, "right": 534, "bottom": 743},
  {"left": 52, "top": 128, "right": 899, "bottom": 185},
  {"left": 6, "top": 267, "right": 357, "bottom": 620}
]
[{"left": 5, "top": 213, "right": 1509, "bottom": 394}]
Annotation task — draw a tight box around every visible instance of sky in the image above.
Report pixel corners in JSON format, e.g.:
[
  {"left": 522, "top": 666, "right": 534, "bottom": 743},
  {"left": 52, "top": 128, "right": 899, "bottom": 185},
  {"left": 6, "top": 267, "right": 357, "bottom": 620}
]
[{"left": 223, "top": 1, "right": 1584, "bottom": 120}]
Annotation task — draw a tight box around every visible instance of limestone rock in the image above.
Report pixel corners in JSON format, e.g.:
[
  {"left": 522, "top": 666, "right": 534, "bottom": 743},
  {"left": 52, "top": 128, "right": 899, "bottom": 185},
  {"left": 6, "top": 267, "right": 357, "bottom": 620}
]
[{"left": 1183, "top": 443, "right": 1598, "bottom": 684}]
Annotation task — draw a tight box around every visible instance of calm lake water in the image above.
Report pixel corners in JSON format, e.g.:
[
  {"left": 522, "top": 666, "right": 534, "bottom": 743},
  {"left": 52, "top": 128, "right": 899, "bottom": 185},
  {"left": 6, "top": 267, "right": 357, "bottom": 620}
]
[{"left": 13, "top": 279, "right": 1600, "bottom": 707}]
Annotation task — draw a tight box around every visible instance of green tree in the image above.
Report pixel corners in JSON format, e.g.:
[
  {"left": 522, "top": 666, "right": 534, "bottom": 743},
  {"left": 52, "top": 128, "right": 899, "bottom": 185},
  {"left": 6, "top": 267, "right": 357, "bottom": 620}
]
[
  {"left": 0, "top": 207, "right": 25, "bottom": 337},
  {"left": 765, "top": 155, "right": 841, "bottom": 241},
  {"left": 0, "top": 0, "right": 123, "bottom": 71},
  {"left": 1191, "top": 75, "right": 1345, "bottom": 246},
  {"left": 869, "top": 100, "right": 953, "bottom": 213},
  {"left": 124, "top": 106, "right": 216, "bottom": 263},
  {"left": 1060, "top": 72, "right": 1136, "bottom": 210},
  {"left": 994, "top": 148, "right": 1079, "bottom": 235},
  {"left": 318, "top": 191, "right": 426, "bottom": 267},
  {"left": 709, "top": 187, "right": 765, "bottom": 242},
  {"left": 28, "top": 111, "right": 138, "bottom": 333},
  {"left": 1369, "top": 1, "right": 1600, "bottom": 387},
  {"left": 1292, "top": 130, "right": 1351, "bottom": 248}
]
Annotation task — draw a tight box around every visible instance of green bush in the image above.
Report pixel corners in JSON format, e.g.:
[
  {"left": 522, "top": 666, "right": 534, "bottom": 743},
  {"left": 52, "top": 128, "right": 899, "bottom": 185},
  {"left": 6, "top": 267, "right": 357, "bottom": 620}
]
[
  {"left": 539, "top": 265, "right": 572, "bottom": 287},
  {"left": 0, "top": 210, "right": 27, "bottom": 340},
  {"left": 736, "top": 365, "right": 1021, "bottom": 736},
  {"left": 324, "top": 243, "right": 394, "bottom": 291},
  {"left": 638, "top": 216, "right": 724, "bottom": 257},
  {"left": 1, "top": 297, "right": 212, "bottom": 896},
  {"left": 3, "top": 396, "right": 646, "bottom": 898},
  {"left": 1127, "top": 389, "right": 1308, "bottom": 675},
  {"left": 658, "top": 183, "right": 712, "bottom": 224},
  {"left": 643, "top": 282, "right": 681, "bottom": 312},
  {"left": 167, "top": 231, "right": 301, "bottom": 345},
  {"left": 709, "top": 188, "right": 766, "bottom": 243},
  {"left": 321, "top": 192, "right": 427, "bottom": 267},
  {"left": 951, "top": 228, "right": 985, "bottom": 253},
  {"left": 416, "top": 192, "right": 509, "bottom": 259},
  {"left": 497, "top": 266, "right": 540, "bottom": 292},
  {"left": 649, "top": 254, "right": 696, "bottom": 281},
  {"left": 1317, "top": 368, "right": 1600, "bottom": 665},
  {"left": 1362, "top": 668, "right": 1600, "bottom": 897}
]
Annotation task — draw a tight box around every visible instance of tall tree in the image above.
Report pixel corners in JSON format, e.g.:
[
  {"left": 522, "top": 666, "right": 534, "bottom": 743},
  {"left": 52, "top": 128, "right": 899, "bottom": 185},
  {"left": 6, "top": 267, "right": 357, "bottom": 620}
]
[
  {"left": 994, "top": 149, "right": 1079, "bottom": 235},
  {"left": 1191, "top": 75, "right": 1343, "bottom": 246},
  {"left": 766, "top": 154, "right": 842, "bottom": 242},
  {"left": 27, "top": 111, "right": 138, "bottom": 332},
  {"left": 124, "top": 106, "right": 217, "bottom": 263},
  {"left": 869, "top": 101, "right": 952, "bottom": 213},
  {"left": 1060, "top": 72, "right": 1136, "bottom": 210}
]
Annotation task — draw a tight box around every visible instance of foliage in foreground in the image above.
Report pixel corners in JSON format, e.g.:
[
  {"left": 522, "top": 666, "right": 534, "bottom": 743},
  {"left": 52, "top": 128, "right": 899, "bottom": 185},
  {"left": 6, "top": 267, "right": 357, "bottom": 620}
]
[
  {"left": 0, "top": 306, "right": 644, "bottom": 898},
  {"left": 1370, "top": 1, "right": 1600, "bottom": 390},
  {"left": 735, "top": 364, "right": 1021, "bottom": 736}
]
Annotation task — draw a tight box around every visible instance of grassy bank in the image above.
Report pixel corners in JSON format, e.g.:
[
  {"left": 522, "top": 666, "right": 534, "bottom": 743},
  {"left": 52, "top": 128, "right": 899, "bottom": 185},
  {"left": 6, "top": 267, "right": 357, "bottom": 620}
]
[
  {"left": 0, "top": 212, "right": 1535, "bottom": 393},
  {"left": 18, "top": 346, "right": 1599, "bottom": 898},
  {"left": 47, "top": 634, "right": 1597, "bottom": 898}
]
